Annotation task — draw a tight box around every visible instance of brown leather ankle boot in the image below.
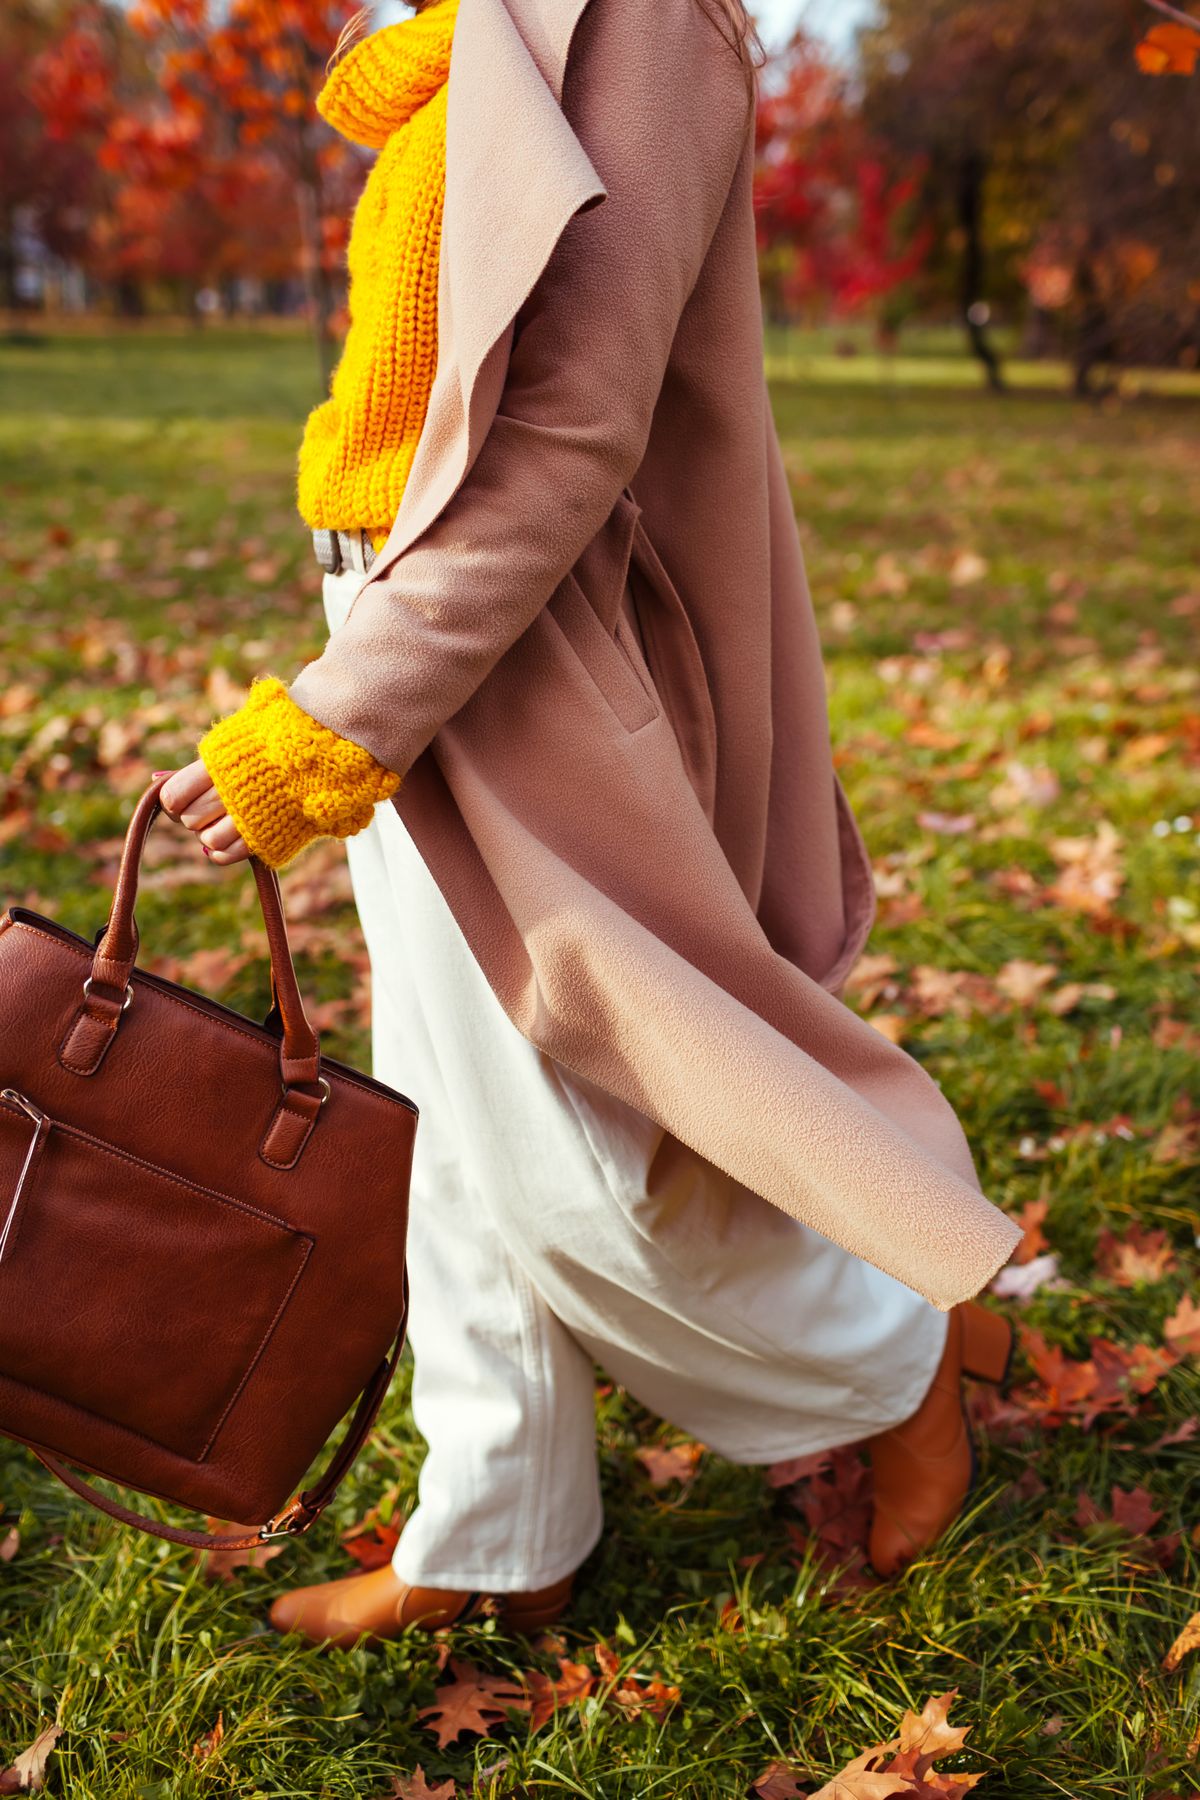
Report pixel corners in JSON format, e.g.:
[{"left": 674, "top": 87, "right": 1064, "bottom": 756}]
[
  {"left": 865, "top": 1299, "right": 1014, "bottom": 1579},
  {"left": 268, "top": 1561, "right": 575, "bottom": 1649}
]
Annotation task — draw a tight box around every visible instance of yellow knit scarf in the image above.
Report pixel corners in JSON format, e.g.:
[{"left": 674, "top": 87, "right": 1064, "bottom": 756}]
[{"left": 296, "top": 0, "right": 459, "bottom": 549}]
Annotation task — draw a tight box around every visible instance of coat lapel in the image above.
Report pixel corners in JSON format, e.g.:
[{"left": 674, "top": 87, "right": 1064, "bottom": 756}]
[{"left": 366, "top": 0, "right": 605, "bottom": 580}]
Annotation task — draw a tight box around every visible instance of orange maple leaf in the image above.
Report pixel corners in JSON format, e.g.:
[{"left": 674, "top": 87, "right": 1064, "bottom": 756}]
[
  {"left": 1136, "top": 20, "right": 1200, "bottom": 74},
  {"left": 341, "top": 1523, "right": 402, "bottom": 1571},
  {"left": 806, "top": 1692, "right": 987, "bottom": 1800},
  {"left": 591, "top": 1642, "right": 680, "bottom": 1722},
  {"left": 1012, "top": 1197, "right": 1049, "bottom": 1265},
  {"left": 1075, "top": 1483, "right": 1163, "bottom": 1537},
  {"left": 374, "top": 1769, "right": 457, "bottom": 1800},
  {"left": 416, "top": 1658, "right": 529, "bottom": 1749},
  {"left": 635, "top": 1440, "right": 704, "bottom": 1486},
  {"left": 1164, "top": 1294, "right": 1200, "bottom": 1355},
  {"left": 525, "top": 1657, "right": 594, "bottom": 1732},
  {"left": 897, "top": 1691, "right": 972, "bottom": 1760},
  {"left": 1095, "top": 1223, "right": 1176, "bottom": 1287},
  {"left": 751, "top": 1761, "right": 807, "bottom": 1799}
]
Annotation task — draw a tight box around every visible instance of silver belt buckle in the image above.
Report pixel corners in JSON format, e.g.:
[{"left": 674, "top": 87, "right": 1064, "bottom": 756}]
[{"left": 313, "top": 529, "right": 341, "bottom": 574}]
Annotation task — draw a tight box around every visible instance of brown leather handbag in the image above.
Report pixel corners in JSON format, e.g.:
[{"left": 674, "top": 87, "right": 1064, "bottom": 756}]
[{"left": 0, "top": 773, "right": 416, "bottom": 1552}]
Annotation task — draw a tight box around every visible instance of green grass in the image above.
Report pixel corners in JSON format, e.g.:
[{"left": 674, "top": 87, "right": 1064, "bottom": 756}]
[{"left": 1, "top": 325, "right": 1199, "bottom": 1797}]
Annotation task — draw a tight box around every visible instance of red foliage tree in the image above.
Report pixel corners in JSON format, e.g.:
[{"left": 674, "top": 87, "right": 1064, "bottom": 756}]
[
  {"left": 33, "top": 0, "right": 365, "bottom": 371},
  {"left": 124, "top": 0, "right": 368, "bottom": 377},
  {"left": 754, "top": 34, "right": 931, "bottom": 334}
]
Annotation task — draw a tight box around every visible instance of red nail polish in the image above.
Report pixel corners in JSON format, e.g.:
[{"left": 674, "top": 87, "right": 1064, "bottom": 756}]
[
  {"left": 202, "top": 845, "right": 212, "bottom": 857},
  {"left": 152, "top": 770, "right": 171, "bottom": 778}
]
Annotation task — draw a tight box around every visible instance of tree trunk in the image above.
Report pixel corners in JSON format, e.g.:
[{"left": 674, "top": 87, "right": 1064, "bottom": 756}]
[
  {"left": 0, "top": 208, "right": 18, "bottom": 315},
  {"left": 115, "top": 277, "right": 145, "bottom": 318},
  {"left": 1071, "top": 249, "right": 1117, "bottom": 400},
  {"left": 956, "top": 149, "right": 1005, "bottom": 394}
]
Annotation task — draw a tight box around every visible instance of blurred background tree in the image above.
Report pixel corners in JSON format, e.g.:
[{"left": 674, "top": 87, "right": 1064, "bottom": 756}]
[
  {"left": 4, "top": 0, "right": 1198, "bottom": 395},
  {"left": 857, "top": 0, "right": 1200, "bottom": 392},
  {"left": 24, "top": 0, "right": 365, "bottom": 381}
]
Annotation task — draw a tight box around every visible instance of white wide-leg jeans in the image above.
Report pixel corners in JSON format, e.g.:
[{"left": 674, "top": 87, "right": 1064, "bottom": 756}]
[{"left": 321, "top": 564, "right": 948, "bottom": 1591}]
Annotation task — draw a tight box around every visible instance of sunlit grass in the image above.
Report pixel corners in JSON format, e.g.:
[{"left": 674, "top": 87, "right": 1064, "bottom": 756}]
[{"left": 0, "top": 328, "right": 1198, "bottom": 1797}]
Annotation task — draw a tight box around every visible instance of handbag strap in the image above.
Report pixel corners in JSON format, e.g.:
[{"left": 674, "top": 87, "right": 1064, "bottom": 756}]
[
  {"left": 33, "top": 1277, "right": 408, "bottom": 1552},
  {"left": 69, "top": 775, "right": 323, "bottom": 1098}
]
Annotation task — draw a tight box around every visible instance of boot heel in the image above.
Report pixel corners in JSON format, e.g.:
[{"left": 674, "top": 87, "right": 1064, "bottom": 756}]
[
  {"left": 499, "top": 1576, "right": 574, "bottom": 1634},
  {"left": 959, "top": 1302, "right": 1014, "bottom": 1388}
]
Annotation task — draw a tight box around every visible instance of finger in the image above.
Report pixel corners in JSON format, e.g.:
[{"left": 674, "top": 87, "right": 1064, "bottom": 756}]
[
  {"left": 178, "top": 786, "right": 226, "bottom": 831},
  {"left": 159, "top": 758, "right": 215, "bottom": 814},
  {"left": 199, "top": 814, "right": 244, "bottom": 852},
  {"left": 207, "top": 834, "right": 251, "bottom": 865}
]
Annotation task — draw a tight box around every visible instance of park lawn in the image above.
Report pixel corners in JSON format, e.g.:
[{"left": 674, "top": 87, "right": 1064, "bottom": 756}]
[{"left": 0, "top": 325, "right": 1198, "bottom": 1799}]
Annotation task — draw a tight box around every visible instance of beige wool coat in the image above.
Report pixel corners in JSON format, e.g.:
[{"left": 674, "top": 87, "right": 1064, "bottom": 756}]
[{"left": 286, "top": 0, "right": 1023, "bottom": 1309}]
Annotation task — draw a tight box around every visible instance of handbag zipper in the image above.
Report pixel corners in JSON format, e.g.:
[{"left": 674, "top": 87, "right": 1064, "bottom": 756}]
[{"left": 0, "top": 1089, "right": 51, "bottom": 1267}]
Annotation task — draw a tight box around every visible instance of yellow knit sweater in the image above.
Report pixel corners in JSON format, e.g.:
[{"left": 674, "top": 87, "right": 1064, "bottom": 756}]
[{"left": 197, "top": 0, "right": 457, "bottom": 871}]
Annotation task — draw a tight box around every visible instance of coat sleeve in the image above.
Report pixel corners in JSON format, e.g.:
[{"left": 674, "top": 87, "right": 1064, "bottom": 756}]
[{"left": 284, "top": 0, "right": 754, "bottom": 778}]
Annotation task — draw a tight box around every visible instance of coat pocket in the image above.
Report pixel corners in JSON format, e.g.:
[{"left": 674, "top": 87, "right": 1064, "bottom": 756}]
[{"left": 546, "top": 568, "right": 660, "bottom": 734}]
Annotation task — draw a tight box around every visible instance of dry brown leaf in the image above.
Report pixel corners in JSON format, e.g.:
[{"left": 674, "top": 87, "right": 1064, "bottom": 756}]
[
  {"left": 205, "top": 667, "right": 248, "bottom": 712},
  {"left": 1096, "top": 1224, "right": 1176, "bottom": 1287},
  {"left": 768, "top": 1450, "right": 834, "bottom": 1489},
  {"left": 807, "top": 1747, "right": 911, "bottom": 1800},
  {"left": 1045, "top": 981, "right": 1117, "bottom": 1016},
  {"left": 916, "top": 811, "right": 976, "bottom": 837},
  {"left": 0, "top": 1722, "right": 63, "bottom": 1794},
  {"left": 1165, "top": 1296, "right": 1200, "bottom": 1356},
  {"left": 610, "top": 1674, "right": 680, "bottom": 1722},
  {"left": 191, "top": 1715, "right": 224, "bottom": 1764},
  {"left": 1146, "top": 1418, "right": 1199, "bottom": 1451},
  {"left": 195, "top": 1519, "right": 285, "bottom": 1582},
  {"left": 341, "top": 1522, "right": 402, "bottom": 1570},
  {"left": 783, "top": 1447, "right": 874, "bottom": 1578},
  {"left": 591, "top": 1643, "right": 680, "bottom": 1721},
  {"left": 990, "top": 764, "right": 1059, "bottom": 812},
  {"left": 1075, "top": 1484, "right": 1163, "bottom": 1538},
  {"left": 417, "top": 1658, "right": 529, "bottom": 1748},
  {"left": 950, "top": 550, "right": 988, "bottom": 587},
  {"left": 375, "top": 1769, "right": 457, "bottom": 1800},
  {"left": 1045, "top": 822, "right": 1124, "bottom": 917},
  {"left": 1012, "top": 1198, "right": 1050, "bottom": 1265},
  {"left": 908, "top": 966, "right": 1000, "bottom": 1020},
  {"left": 897, "top": 1691, "right": 972, "bottom": 1760},
  {"left": 525, "top": 1657, "right": 594, "bottom": 1732},
  {"left": 1163, "top": 1612, "right": 1200, "bottom": 1671},
  {"left": 1151, "top": 1096, "right": 1200, "bottom": 1166},
  {"left": 994, "top": 960, "right": 1058, "bottom": 1006},
  {"left": 751, "top": 1761, "right": 807, "bottom": 1799},
  {"left": 806, "top": 1693, "right": 986, "bottom": 1799},
  {"left": 635, "top": 1441, "right": 704, "bottom": 1486},
  {"left": 1008, "top": 1329, "right": 1176, "bottom": 1430},
  {"left": 866, "top": 1014, "right": 907, "bottom": 1044}
]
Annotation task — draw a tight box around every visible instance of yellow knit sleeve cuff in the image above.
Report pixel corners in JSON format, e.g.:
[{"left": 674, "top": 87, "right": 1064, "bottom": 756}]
[{"left": 197, "top": 676, "right": 401, "bottom": 871}]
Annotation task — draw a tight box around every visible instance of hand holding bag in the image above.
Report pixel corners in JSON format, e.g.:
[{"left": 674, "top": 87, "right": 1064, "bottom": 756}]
[{"left": 0, "top": 774, "right": 416, "bottom": 1550}]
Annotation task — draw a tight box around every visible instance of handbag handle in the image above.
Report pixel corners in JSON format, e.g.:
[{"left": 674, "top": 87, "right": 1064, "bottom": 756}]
[
  {"left": 33, "top": 1273, "right": 408, "bottom": 1550},
  {"left": 62, "top": 776, "right": 327, "bottom": 1140}
]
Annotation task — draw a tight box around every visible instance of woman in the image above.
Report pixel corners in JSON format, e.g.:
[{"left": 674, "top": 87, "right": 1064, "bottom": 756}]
[{"left": 158, "top": 0, "right": 1021, "bottom": 1645}]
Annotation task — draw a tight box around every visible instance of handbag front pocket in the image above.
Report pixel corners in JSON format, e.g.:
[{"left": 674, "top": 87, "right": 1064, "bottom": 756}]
[{"left": 0, "top": 1094, "right": 312, "bottom": 1463}]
